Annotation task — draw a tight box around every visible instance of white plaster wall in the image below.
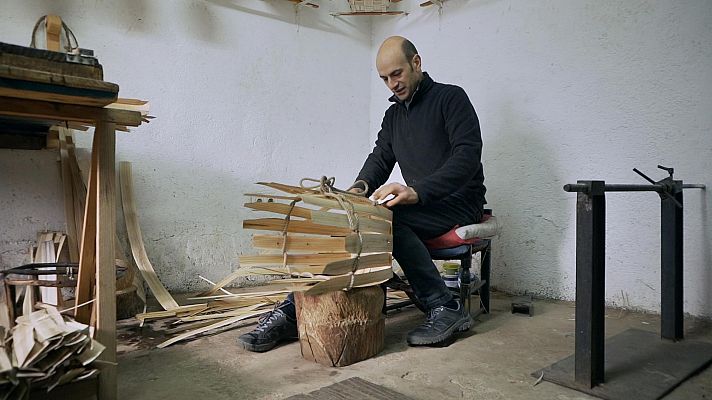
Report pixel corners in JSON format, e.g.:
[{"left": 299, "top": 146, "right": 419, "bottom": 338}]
[
  {"left": 2, "top": 1, "right": 711, "bottom": 318},
  {"left": 371, "top": 0, "right": 712, "bottom": 317},
  {"left": 0, "top": 1, "right": 373, "bottom": 291}
]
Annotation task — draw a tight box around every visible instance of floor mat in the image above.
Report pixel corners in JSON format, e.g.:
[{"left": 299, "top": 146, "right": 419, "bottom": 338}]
[{"left": 286, "top": 377, "right": 414, "bottom": 400}]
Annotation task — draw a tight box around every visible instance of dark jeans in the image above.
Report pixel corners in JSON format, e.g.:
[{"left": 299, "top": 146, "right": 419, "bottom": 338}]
[
  {"left": 284, "top": 197, "right": 481, "bottom": 313},
  {"left": 390, "top": 197, "right": 482, "bottom": 310}
]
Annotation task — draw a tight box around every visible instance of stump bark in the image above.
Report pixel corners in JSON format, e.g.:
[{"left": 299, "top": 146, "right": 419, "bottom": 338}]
[{"left": 294, "top": 286, "right": 385, "bottom": 367}]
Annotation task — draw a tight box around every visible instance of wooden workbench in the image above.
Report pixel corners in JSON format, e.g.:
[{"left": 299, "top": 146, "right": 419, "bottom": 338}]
[{"left": 0, "top": 95, "right": 144, "bottom": 400}]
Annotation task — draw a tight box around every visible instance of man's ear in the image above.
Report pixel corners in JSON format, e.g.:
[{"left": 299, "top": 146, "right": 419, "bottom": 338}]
[{"left": 411, "top": 54, "right": 422, "bottom": 72}]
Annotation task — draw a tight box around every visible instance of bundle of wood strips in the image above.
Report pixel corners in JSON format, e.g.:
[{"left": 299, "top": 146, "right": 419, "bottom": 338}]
[
  {"left": 238, "top": 180, "right": 394, "bottom": 295},
  {"left": 131, "top": 179, "right": 395, "bottom": 349},
  {"left": 0, "top": 305, "right": 103, "bottom": 399}
]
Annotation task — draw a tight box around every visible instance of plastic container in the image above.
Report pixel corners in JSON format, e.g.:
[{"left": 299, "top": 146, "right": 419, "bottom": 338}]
[{"left": 441, "top": 262, "right": 476, "bottom": 289}]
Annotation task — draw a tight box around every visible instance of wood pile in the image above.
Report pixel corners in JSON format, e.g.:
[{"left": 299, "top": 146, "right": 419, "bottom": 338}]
[
  {"left": 0, "top": 305, "right": 103, "bottom": 399},
  {"left": 130, "top": 179, "right": 396, "bottom": 349}
]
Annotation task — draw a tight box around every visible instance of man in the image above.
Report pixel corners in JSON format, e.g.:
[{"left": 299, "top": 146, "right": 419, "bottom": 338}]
[{"left": 238, "top": 36, "right": 486, "bottom": 351}]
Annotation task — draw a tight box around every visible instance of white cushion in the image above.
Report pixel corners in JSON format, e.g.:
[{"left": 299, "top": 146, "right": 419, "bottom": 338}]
[{"left": 455, "top": 215, "right": 502, "bottom": 240}]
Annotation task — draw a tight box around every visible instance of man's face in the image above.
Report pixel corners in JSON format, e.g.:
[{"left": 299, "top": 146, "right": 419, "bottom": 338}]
[{"left": 377, "top": 53, "right": 422, "bottom": 102}]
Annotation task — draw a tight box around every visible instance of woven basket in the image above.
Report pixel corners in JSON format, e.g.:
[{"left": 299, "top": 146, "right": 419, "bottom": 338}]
[{"left": 349, "top": 0, "right": 389, "bottom": 12}]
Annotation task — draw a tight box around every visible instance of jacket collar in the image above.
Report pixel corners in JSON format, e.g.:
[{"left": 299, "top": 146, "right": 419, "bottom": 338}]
[{"left": 389, "top": 72, "right": 434, "bottom": 107}]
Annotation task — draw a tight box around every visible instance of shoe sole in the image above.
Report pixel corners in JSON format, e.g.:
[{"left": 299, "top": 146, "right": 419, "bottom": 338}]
[
  {"left": 238, "top": 340, "right": 278, "bottom": 353},
  {"left": 406, "top": 314, "right": 474, "bottom": 347},
  {"left": 238, "top": 336, "right": 299, "bottom": 353}
]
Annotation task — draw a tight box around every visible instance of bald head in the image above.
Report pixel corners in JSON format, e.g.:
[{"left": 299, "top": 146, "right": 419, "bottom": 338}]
[
  {"left": 376, "top": 36, "right": 423, "bottom": 101},
  {"left": 377, "top": 36, "right": 419, "bottom": 66}
]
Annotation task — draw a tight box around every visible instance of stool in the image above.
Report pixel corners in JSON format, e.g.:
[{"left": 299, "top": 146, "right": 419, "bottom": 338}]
[
  {"left": 428, "top": 239, "right": 491, "bottom": 316},
  {"left": 386, "top": 209, "right": 501, "bottom": 316}
]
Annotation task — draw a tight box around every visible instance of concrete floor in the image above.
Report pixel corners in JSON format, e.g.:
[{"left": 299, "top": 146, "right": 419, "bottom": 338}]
[{"left": 117, "top": 292, "right": 712, "bottom": 400}]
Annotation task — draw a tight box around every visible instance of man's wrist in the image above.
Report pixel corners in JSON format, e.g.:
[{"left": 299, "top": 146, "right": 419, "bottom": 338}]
[{"left": 408, "top": 186, "right": 419, "bottom": 204}]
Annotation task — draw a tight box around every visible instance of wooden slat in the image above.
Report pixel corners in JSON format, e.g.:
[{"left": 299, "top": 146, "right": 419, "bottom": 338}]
[
  {"left": 252, "top": 234, "right": 392, "bottom": 253},
  {"left": 257, "top": 182, "right": 320, "bottom": 195},
  {"left": 243, "top": 218, "right": 351, "bottom": 236},
  {"left": 239, "top": 253, "right": 351, "bottom": 267},
  {"left": 345, "top": 234, "right": 393, "bottom": 253},
  {"left": 244, "top": 193, "right": 300, "bottom": 201},
  {"left": 304, "top": 267, "right": 393, "bottom": 296},
  {"left": 245, "top": 202, "right": 391, "bottom": 234},
  {"left": 253, "top": 234, "right": 346, "bottom": 253},
  {"left": 45, "top": 16, "right": 62, "bottom": 52},
  {"left": 244, "top": 201, "right": 311, "bottom": 219},
  {"left": 120, "top": 162, "right": 180, "bottom": 311},
  {"left": 0, "top": 64, "right": 119, "bottom": 107},
  {"left": 0, "top": 51, "right": 103, "bottom": 80},
  {"left": 245, "top": 265, "right": 339, "bottom": 276},
  {"left": 196, "top": 270, "right": 243, "bottom": 297},
  {"left": 178, "top": 303, "right": 267, "bottom": 322},
  {"left": 301, "top": 194, "right": 392, "bottom": 221},
  {"left": 258, "top": 182, "right": 376, "bottom": 206},
  {"left": 66, "top": 134, "right": 87, "bottom": 242},
  {"left": 95, "top": 122, "right": 117, "bottom": 400},
  {"left": 135, "top": 304, "right": 208, "bottom": 322},
  {"left": 58, "top": 129, "right": 79, "bottom": 263},
  {"left": 321, "top": 253, "right": 392, "bottom": 275},
  {"left": 310, "top": 209, "right": 391, "bottom": 234},
  {"left": 0, "top": 86, "right": 116, "bottom": 107},
  {"left": 0, "top": 64, "right": 118, "bottom": 93},
  {"left": 36, "top": 232, "right": 60, "bottom": 305},
  {"left": 157, "top": 309, "right": 267, "bottom": 348},
  {"left": 0, "top": 96, "right": 142, "bottom": 126},
  {"left": 74, "top": 133, "right": 99, "bottom": 324}
]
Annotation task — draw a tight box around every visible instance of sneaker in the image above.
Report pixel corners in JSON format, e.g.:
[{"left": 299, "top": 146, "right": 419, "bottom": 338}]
[
  {"left": 406, "top": 300, "right": 473, "bottom": 346},
  {"left": 238, "top": 307, "right": 298, "bottom": 352}
]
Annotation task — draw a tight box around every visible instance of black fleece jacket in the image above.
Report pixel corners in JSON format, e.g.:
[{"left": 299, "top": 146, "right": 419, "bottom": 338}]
[{"left": 356, "top": 72, "right": 486, "bottom": 209}]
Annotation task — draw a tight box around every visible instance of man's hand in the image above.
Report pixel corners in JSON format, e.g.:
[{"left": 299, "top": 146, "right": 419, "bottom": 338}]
[{"left": 373, "top": 183, "right": 419, "bottom": 208}]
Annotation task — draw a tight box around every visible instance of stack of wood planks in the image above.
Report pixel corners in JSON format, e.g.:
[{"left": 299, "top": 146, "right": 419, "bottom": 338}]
[{"left": 0, "top": 304, "right": 104, "bottom": 399}]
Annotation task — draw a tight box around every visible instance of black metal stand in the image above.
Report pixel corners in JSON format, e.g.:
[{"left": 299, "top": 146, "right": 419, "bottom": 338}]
[
  {"left": 661, "top": 180, "right": 683, "bottom": 340},
  {"left": 534, "top": 167, "right": 711, "bottom": 400},
  {"left": 575, "top": 180, "right": 606, "bottom": 387}
]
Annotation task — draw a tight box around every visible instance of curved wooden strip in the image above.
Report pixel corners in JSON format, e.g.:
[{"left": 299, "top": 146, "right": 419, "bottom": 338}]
[
  {"left": 120, "top": 162, "right": 179, "bottom": 311},
  {"left": 321, "top": 253, "right": 392, "bottom": 276},
  {"left": 304, "top": 267, "right": 393, "bottom": 296}
]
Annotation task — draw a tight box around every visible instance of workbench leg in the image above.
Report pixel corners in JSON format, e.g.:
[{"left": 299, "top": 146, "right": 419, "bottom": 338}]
[
  {"left": 95, "top": 122, "right": 117, "bottom": 400},
  {"left": 575, "top": 181, "right": 606, "bottom": 388},
  {"left": 661, "top": 181, "right": 683, "bottom": 341}
]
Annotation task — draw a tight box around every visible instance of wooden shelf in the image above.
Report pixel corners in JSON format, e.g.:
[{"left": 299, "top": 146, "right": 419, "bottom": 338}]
[{"left": 0, "top": 43, "right": 146, "bottom": 400}]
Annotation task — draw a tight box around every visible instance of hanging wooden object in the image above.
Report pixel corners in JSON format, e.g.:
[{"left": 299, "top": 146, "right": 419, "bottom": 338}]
[
  {"left": 294, "top": 286, "right": 385, "bottom": 367},
  {"left": 286, "top": 0, "right": 319, "bottom": 8},
  {"left": 331, "top": 0, "right": 405, "bottom": 16}
]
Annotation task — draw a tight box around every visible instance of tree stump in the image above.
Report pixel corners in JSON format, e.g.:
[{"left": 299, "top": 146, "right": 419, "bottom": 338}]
[{"left": 294, "top": 286, "right": 385, "bottom": 367}]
